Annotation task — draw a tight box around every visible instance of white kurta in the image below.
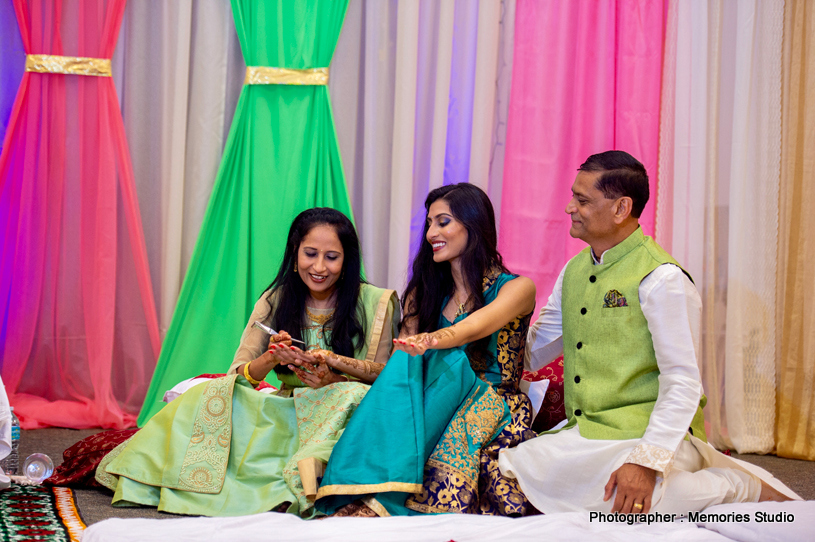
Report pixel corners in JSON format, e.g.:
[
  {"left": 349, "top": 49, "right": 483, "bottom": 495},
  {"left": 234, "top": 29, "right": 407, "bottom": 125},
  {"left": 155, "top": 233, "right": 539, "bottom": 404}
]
[{"left": 498, "top": 258, "right": 799, "bottom": 514}]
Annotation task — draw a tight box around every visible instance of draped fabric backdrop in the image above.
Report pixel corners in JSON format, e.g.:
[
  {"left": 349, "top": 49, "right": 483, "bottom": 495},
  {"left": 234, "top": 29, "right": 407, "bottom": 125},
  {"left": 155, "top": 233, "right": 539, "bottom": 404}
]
[
  {"left": 657, "top": 0, "right": 784, "bottom": 454},
  {"left": 500, "top": 0, "right": 665, "bottom": 312},
  {"left": 116, "top": 0, "right": 244, "bottom": 339},
  {"left": 137, "top": 0, "right": 354, "bottom": 424},
  {"left": 776, "top": 0, "right": 815, "bottom": 461},
  {"left": 330, "top": 0, "right": 516, "bottom": 292},
  {"left": 0, "top": 0, "right": 160, "bottom": 429},
  {"left": 0, "top": 0, "right": 24, "bottom": 148}
]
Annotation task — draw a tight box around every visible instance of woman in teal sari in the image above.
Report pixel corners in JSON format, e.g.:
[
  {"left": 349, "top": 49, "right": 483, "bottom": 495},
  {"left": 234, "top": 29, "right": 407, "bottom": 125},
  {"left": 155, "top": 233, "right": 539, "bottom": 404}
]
[
  {"left": 98, "top": 208, "right": 399, "bottom": 517},
  {"left": 315, "top": 184, "right": 538, "bottom": 517}
]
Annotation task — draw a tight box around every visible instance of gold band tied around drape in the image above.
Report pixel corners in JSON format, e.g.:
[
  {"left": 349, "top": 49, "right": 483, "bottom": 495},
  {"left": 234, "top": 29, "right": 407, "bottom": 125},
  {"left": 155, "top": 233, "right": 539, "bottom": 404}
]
[
  {"left": 244, "top": 66, "right": 328, "bottom": 86},
  {"left": 25, "top": 54, "right": 112, "bottom": 77}
]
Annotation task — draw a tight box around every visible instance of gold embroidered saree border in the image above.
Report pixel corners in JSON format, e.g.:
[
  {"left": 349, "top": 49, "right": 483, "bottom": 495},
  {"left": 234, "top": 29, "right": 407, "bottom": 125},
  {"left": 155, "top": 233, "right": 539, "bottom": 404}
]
[
  {"left": 365, "top": 289, "right": 396, "bottom": 363},
  {"left": 94, "top": 437, "right": 136, "bottom": 490},
  {"left": 175, "top": 375, "right": 237, "bottom": 493},
  {"left": 405, "top": 459, "right": 478, "bottom": 514},
  {"left": 362, "top": 497, "right": 391, "bottom": 517},
  {"left": 315, "top": 481, "right": 422, "bottom": 499}
]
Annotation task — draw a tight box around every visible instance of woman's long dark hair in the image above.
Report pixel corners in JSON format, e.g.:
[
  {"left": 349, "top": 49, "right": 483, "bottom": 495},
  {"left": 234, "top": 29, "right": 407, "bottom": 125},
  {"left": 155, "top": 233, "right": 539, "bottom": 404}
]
[
  {"left": 401, "top": 183, "right": 509, "bottom": 363},
  {"left": 264, "top": 208, "right": 366, "bottom": 374}
]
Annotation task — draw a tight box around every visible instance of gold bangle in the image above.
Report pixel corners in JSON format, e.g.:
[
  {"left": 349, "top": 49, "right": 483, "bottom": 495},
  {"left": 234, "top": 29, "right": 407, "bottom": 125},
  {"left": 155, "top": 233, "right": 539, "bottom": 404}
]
[{"left": 243, "top": 362, "right": 262, "bottom": 386}]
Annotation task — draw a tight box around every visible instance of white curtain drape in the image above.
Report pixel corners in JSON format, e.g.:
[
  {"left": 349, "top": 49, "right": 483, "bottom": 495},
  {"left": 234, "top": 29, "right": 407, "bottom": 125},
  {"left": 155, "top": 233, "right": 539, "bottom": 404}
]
[
  {"left": 331, "top": 0, "right": 516, "bottom": 292},
  {"left": 114, "top": 0, "right": 244, "bottom": 337},
  {"left": 657, "top": 0, "right": 784, "bottom": 454}
]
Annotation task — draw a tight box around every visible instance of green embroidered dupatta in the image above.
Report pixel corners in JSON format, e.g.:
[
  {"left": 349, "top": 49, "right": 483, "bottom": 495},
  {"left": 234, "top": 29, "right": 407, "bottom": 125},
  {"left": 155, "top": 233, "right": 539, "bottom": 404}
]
[{"left": 138, "top": 0, "right": 352, "bottom": 425}]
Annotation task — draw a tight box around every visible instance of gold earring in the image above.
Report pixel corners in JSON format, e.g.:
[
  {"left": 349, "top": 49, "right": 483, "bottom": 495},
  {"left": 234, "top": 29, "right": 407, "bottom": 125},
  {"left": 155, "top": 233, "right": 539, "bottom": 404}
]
[{"left": 294, "top": 262, "right": 298, "bottom": 272}]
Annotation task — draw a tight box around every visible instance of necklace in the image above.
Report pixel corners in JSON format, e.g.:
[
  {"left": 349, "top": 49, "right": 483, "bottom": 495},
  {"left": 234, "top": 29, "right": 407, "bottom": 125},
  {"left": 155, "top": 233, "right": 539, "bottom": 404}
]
[
  {"left": 306, "top": 307, "right": 335, "bottom": 325},
  {"left": 453, "top": 292, "right": 468, "bottom": 319}
]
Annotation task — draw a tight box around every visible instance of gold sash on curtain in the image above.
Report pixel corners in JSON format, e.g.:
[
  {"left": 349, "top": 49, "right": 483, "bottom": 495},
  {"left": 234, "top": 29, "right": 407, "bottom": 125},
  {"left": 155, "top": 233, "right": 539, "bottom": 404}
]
[
  {"left": 244, "top": 66, "right": 328, "bottom": 85},
  {"left": 25, "top": 54, "right": 112, "bottom": 77}
]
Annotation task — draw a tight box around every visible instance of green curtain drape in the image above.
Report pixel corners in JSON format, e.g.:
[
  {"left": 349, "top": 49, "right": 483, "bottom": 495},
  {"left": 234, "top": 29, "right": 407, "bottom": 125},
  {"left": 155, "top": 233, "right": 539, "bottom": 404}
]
[{"left": 137, "top": 0, "right": 351, "bottom": 425}]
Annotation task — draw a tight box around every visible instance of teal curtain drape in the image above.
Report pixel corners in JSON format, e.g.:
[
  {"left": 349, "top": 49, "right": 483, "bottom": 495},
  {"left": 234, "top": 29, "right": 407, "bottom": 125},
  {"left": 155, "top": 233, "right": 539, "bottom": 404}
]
[{"left": 138, "top": 0, "right": 351, "bottom": 425}]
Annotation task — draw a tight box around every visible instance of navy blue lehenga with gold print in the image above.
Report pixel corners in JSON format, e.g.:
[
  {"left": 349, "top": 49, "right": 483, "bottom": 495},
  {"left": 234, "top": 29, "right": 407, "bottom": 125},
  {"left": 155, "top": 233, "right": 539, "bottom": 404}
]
[{"left": 315, "top": 272, "right": 536, "bottom": 517}]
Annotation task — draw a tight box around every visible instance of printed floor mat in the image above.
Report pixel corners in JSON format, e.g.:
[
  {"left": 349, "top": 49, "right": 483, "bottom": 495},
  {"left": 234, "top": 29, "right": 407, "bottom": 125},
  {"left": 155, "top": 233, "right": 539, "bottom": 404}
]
[{"left": 0, "top": 484, "right": 85, "bottom": 541}]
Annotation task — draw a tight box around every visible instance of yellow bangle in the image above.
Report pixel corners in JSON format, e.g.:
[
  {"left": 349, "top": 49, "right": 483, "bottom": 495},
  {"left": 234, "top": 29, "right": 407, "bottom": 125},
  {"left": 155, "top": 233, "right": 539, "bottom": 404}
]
[{"left": 243, "top": 362, "right": 262, "bottom": 386}]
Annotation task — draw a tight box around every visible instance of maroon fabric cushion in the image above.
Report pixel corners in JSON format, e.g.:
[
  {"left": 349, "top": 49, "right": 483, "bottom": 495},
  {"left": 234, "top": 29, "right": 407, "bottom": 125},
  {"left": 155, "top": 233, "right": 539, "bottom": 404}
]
[
  {"left": 524, "top": 356, "right": 565, "bottom": 433},
  {"left": 44, "top": 428, "right": 139, "bottom": 488}
]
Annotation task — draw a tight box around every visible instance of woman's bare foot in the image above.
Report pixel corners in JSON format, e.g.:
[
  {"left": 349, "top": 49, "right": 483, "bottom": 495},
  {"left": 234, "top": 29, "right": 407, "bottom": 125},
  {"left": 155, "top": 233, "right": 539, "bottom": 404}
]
[{"left": 759, "top": 481, "right": 792, "bottom": 502}]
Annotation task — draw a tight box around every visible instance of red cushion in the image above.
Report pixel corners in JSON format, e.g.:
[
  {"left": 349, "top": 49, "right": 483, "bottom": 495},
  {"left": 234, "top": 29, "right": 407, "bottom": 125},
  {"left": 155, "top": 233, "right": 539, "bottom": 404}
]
[
  {"left": 44, "top": 428, "right": 139, "bottom": 488},
  {"left": 524, "top": 356, "right": 565, "bottom": 432}
]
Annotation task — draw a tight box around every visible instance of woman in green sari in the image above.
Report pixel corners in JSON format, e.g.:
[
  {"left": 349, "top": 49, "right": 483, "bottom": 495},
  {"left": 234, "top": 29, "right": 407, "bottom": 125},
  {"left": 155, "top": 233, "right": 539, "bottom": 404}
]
[
  {"left": 98, "top": 208, "right": 398, "bottom": 517},
  {"left": 315, "top": 184, "right": 539, "bottom": 517}
]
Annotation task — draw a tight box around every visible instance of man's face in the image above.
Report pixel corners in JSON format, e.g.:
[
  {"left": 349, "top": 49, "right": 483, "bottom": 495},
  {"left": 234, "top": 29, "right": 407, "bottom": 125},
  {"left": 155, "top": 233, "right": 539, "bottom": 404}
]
[{"left": 565, "top": 170, "right": 619, "bottom": 247}]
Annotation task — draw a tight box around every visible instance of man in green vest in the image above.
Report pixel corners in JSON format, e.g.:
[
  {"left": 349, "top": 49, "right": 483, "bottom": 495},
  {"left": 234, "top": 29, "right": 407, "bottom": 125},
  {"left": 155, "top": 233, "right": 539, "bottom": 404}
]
[{"left": 499, "top": 150, "right": 797, "bottom": 515}]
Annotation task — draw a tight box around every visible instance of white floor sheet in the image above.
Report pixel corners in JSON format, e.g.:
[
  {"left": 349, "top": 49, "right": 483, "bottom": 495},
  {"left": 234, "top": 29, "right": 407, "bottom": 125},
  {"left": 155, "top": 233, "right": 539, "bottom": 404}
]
[{"left": 83, "top": 500, "right": 814, "bottom": 542}]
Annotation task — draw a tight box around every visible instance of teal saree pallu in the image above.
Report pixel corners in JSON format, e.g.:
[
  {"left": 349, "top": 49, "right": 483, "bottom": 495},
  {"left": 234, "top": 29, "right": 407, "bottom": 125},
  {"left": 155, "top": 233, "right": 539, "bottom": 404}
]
[
  {"left": 316, "top": 348, "right": 510, "bottom": 516},
  {"left": 316, "top": 272, "right": 535, "bottom": 517}
]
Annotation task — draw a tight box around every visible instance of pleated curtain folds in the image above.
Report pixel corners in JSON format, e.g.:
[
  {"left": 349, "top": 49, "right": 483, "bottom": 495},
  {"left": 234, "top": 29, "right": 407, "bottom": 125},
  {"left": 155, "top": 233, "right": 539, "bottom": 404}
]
[
  {"left": 137, "top": 0, "right": 352, "bottom": 425},
  {"left": 499, "top": 0, "right": 666, "bottom": 312},
  {"left": 330, "top": 0, "right": 516, "bottom": 292},
  {"left": 0, "top": 0, "right": 161, "bottom": 429},
  {"left": 116, "top": 0, "right": 245, "bottom": 341},
  {"left": 776, "top": 0, "right": 815, "bottom": 461},
  {"left": 656, "top": 0, "right": 785, "bottom": 455}
]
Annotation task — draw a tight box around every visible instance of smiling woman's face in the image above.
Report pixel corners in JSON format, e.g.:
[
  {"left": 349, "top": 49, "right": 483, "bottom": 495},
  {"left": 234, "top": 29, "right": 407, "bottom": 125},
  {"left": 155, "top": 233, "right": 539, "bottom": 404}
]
[
  {"left": 297, "top": 224, "right": 344, "bottom": 299},
  {"left": 426, "top": 200, "right": 468, "bottom": 263}
]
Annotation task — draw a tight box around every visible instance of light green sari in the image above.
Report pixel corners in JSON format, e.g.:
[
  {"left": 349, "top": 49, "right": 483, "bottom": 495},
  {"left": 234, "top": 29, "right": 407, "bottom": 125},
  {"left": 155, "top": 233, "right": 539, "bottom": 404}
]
[{"left": 100, "top": 285, "right": 397, "bottom": 517}]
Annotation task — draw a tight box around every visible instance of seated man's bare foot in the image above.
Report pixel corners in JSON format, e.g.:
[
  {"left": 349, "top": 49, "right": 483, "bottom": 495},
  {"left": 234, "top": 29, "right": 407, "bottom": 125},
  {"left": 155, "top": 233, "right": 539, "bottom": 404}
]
[{"left": 759, "top": 481, "right": 792, "bottom": 502}]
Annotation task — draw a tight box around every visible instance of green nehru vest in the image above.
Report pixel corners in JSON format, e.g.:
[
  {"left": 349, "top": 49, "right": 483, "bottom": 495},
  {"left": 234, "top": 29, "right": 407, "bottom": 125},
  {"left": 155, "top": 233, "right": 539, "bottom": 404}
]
[{"left": 560, "top": 228, "right": 706, "bottom": 441}]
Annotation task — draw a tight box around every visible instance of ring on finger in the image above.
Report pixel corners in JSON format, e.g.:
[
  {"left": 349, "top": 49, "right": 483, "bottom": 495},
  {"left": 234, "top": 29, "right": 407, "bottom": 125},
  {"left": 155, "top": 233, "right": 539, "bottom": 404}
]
[{"left": 633, "top": 503, "right": 644, "bottom": 511}]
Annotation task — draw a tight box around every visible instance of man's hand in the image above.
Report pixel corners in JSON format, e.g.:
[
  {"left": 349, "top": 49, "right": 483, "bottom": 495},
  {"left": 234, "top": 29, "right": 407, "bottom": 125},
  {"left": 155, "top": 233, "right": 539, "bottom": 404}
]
[{"left": 603, "top": 463, "right": 656, "bottom": 514}]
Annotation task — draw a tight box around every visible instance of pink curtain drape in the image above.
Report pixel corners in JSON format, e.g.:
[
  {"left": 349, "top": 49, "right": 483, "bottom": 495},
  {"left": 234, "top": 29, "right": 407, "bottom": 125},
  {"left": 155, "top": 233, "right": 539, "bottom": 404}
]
[
  {"left": 499, "top": 0, "right": 665, "bottom": 310},
  {"left": 0, "top": 0, "right": 160, "bottom": 429}
]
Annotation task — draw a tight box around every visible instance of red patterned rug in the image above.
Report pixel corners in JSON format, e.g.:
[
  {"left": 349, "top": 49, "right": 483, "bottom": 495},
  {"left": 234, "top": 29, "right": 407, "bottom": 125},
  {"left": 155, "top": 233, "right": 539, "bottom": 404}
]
[{"left": 0, "top": 484, "right": 85, "bottom": 542}]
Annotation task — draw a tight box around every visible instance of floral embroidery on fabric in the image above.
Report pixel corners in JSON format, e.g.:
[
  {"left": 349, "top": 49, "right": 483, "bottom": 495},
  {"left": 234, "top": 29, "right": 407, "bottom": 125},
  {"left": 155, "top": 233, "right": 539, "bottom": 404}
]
[
  {"left": 478, "top": 410, "right": 538, "bottom": 516},
  {"left": 94, "top": 436, "right": 137, "bottom": 490},
  {"left": 406, "top": 385, "right": 507, "bottom": 514},
  {"left": 407, "top": 460, "right": 477, "bottom": 514},
  {"left": 282, "top": 381, "right": 370, "bottom": 514},
  {"left": 525, "top": 356, "right": 566, "bottom": 432},
  {"left": 603, "top": 289, "right": 629, "bottom": 308},
  {"left": 495, "top": 312, "right": 532, "bottom": 399},
  {"left": 177, "top": 375, "right": 236, "bottom": 493},
  {"left": 405, "top": 273, "right": 537, "bottom": 516},
  {"left": 626, "top": 443, "right": 675, "bottom": 475}
]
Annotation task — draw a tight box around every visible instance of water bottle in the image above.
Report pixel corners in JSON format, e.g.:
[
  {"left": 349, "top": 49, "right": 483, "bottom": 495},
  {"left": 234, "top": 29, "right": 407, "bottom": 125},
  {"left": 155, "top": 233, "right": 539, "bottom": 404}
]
[{"left": 0, "top": 407, "right": 20, "bottom": 476}]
